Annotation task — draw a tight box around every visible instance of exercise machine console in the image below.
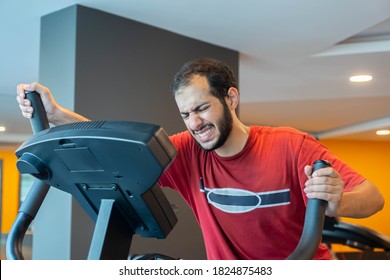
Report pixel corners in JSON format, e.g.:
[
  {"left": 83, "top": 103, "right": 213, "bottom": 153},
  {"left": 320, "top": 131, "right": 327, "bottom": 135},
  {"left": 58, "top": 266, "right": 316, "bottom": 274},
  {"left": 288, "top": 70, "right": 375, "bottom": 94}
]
[{"left": 7, "top": 91, "right": 177, "bottom": 260}]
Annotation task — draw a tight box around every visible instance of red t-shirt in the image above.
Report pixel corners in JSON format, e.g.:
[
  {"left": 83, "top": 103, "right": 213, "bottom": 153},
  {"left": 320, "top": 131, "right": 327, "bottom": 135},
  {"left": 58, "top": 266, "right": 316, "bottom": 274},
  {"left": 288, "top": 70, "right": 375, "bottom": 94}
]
[{"left": 159, "top": 126, "right": 365, "bottom": 259}]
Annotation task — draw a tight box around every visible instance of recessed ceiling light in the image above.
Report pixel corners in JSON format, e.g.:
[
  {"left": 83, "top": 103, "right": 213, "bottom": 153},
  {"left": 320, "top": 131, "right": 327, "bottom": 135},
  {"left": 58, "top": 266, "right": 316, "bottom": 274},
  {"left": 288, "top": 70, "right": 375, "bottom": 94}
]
[
  {"left": 349, "top": 75, "right": 372, "bottom": 82},
  {"left": 0, "top": 126, "right": 5, "bottom": 132},
  {"left": 376, "top": 129, "right": 390, "bottom": 136}
]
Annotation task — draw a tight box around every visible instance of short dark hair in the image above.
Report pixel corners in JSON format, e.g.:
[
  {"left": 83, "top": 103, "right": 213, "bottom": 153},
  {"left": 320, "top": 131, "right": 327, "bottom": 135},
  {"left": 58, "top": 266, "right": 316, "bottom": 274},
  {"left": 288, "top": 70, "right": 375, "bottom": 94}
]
[{"left": 171, "top": 57, "right": 238, "bottom": 100}]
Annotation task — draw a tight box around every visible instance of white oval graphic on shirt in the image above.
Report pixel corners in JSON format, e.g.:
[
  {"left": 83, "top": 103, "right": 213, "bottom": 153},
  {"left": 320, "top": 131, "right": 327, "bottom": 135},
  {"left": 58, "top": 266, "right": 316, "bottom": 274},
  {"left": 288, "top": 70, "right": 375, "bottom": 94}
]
[{"left": 206, "top": 188, "right": 262, "bottom": 213}]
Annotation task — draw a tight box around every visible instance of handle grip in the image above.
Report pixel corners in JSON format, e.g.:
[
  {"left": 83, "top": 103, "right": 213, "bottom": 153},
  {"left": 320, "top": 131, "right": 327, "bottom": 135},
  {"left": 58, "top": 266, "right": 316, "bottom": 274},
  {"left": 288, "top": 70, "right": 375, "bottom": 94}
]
[
  {"left": 25, "top": 91, "right": 49, "bottom": 134},
  {"left": 312, "top": 159, "right": 332, "bottom": 173},
  {"left": 286, "top": 159, "right": 332, "bottom": 260}
]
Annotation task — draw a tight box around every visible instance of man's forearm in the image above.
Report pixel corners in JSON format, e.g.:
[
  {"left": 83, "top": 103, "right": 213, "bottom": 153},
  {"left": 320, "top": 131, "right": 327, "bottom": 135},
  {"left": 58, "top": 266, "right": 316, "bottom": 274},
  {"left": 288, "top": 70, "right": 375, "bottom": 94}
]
[
  {"left": 50, "top": 105, "right": 90, "bottom": 126},
  {"left": 336, "top": 180, "right": 384, "bottom": 218}
]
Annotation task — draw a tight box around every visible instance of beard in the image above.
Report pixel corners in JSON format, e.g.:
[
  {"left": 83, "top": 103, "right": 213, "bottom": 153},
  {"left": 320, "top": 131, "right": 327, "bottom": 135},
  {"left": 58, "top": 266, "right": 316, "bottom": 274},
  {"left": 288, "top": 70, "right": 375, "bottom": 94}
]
[{"left": 192, "top": 102, "right": 233, "bottom": 152}]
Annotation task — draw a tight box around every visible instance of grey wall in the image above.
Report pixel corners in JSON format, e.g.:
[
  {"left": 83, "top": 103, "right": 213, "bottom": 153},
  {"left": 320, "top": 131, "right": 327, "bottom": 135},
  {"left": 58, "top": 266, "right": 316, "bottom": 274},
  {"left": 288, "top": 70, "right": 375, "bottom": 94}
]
[
  {"left": 37, "top": 4, "right": 238, "bottom": 260},
  {"left": 73, "top": 5, "right": 238, "bottom": 135}
]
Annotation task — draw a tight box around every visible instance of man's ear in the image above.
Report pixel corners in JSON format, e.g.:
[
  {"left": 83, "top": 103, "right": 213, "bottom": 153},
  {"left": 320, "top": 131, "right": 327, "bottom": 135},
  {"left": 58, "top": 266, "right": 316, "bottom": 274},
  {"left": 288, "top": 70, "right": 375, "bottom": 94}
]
[{"left": 226, "top": 87, "right": 239, "bottom": 109}]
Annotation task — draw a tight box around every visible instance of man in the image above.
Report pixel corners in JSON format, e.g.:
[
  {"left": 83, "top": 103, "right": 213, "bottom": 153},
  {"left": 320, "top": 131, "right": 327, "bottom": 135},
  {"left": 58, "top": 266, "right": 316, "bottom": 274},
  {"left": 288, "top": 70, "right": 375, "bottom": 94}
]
[{"left": 16, "top": 57, "right": 384, "bottom": 259}]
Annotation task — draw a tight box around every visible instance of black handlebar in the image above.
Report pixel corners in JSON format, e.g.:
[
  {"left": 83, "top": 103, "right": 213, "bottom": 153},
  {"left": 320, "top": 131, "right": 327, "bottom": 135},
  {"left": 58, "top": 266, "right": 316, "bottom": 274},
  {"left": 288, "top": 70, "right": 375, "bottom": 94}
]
[
  {"left": 6, "top": 91, "right": 51, "bottom": 260},
  {"left": 286, "top": 159, "right": 331, "bottom": 259},
  {"left": 25, "top": 91, "right": 50, "bottom": 133}
]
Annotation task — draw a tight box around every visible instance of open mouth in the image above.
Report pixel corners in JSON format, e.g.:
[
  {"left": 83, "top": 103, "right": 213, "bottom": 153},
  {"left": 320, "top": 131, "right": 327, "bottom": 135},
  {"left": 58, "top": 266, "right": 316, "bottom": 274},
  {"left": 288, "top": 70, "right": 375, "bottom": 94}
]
[{"left": 194, "top": 125, "right": 214, "bottom": 142}]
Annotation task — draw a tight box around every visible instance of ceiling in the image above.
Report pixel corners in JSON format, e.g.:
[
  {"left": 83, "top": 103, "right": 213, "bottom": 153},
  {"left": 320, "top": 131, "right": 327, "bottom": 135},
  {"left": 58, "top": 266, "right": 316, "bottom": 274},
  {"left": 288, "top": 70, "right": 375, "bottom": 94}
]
[{"left": 1, "top": 0, "right": 390, "bottom": 148}]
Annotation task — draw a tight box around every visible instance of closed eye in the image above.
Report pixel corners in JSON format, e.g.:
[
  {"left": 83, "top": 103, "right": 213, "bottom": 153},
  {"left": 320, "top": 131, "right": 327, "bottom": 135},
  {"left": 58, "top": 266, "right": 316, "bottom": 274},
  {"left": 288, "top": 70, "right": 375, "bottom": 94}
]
[
  {"left": 180, "top": 103, "right": 210, "bottom": 120},
  {"left": 198, "top": 105, "right": 210, "bottom": 112}
]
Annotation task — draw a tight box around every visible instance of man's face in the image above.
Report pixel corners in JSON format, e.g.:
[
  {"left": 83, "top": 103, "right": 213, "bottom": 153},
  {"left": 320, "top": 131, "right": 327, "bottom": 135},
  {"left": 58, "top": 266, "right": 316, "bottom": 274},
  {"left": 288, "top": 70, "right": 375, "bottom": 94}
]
[{"left": 175, "top": 76, "right": 233, "bottom": 151}]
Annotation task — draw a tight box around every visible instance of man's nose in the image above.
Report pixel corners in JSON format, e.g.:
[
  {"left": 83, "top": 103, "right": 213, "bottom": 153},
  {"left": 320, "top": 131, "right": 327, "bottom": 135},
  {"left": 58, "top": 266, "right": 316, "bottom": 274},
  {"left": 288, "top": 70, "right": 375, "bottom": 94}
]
[{"left": 188, "top": 113, "right": 202, "bottom": 130}]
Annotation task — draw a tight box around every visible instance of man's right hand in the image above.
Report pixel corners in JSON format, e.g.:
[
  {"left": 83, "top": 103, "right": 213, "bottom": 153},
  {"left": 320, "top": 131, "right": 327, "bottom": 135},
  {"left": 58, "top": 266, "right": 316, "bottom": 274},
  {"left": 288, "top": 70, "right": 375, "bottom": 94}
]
[
  {"left": 16, "top": 82, "right": 59, "bottom": 122},
  {"left": 16, "top": 82, "right": 90, "bottom": 125}
]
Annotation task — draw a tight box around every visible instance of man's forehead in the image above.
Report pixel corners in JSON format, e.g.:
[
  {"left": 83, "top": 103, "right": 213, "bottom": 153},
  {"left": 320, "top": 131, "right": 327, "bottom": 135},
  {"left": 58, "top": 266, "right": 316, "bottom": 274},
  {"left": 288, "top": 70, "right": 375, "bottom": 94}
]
[{"left": 175, "top": 86, "right": 216, "bottom": 112}]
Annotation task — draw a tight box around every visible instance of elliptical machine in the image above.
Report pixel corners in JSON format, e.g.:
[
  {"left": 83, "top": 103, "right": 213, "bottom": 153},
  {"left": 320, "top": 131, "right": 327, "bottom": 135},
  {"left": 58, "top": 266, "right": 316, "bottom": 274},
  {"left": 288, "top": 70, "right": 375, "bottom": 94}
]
[{"left": 7, "top": 91, "right": 331, "bottom": 260}]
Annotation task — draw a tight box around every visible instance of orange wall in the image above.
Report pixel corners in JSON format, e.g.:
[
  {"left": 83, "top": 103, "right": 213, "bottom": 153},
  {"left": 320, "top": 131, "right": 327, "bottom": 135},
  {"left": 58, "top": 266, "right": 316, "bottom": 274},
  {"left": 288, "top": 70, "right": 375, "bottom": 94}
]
[
  {"left": 0, "top": 150, "right": 20, "bottom": 233},
  {"left": 320, "top": 139, "right": 390, "bottom": 237}
]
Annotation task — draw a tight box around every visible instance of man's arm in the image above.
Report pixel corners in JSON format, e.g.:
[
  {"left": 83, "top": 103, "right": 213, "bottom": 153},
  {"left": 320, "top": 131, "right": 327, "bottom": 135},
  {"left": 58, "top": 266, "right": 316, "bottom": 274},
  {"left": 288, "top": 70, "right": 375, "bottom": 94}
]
[
  {"left": 16, "top": 82, "right": 90, "bottom": 125},
  {"left": 304, "top": 166, "right": 384, "bottom": 218}
]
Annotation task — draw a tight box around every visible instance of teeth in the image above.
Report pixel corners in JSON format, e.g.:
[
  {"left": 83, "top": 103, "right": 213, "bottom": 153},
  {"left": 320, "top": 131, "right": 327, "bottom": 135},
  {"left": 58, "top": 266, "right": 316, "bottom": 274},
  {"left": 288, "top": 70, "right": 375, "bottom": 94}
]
[{"left": 197, "top": 128, "right": 212, "bottom": 138}]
